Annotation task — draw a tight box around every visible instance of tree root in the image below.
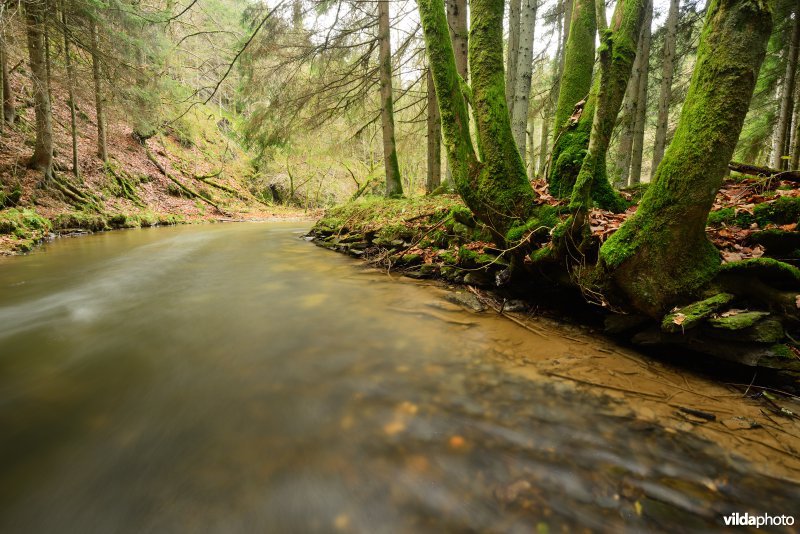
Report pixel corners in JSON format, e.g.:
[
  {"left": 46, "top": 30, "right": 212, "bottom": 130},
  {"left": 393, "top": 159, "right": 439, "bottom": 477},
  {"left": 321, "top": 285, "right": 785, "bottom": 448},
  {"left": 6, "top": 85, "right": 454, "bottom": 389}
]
[{"left": 105, "top": 162, "right": 145, "bottom": 207}]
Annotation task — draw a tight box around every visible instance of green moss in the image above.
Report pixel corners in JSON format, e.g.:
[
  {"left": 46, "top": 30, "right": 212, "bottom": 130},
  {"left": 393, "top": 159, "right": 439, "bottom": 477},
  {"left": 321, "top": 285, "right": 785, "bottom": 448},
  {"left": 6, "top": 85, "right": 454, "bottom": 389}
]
[
  {"left": 661, "top": 293, "right": 735, "bottom": 333},
  {"left": 598, "top": 0, "right": 772, "bottom": 317},
  {"left": 718, "top": 257, "right": 800, "bottom": 288},
  {"left": 51, "top": 212, "right": 109, "bottom": 232},
  {"left": 707, "top": 310, "right": 770, "bottom": 330},
  {"left": 753, "top": 197, "right": 800, "bottom": 226}
]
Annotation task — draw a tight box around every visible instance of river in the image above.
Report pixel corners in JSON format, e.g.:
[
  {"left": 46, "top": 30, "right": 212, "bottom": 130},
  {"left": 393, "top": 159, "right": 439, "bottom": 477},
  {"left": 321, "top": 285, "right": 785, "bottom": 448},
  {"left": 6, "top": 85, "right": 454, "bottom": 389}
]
[{"left": 0, "top": 222, "right": 798, "bottom": 533}]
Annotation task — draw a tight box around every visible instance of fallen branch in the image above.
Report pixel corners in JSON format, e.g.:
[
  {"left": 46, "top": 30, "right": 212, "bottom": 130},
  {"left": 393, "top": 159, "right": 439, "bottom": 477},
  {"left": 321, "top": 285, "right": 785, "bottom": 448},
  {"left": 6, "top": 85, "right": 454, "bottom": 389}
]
[{"left": 728, "top": 161, "right": 800, "bottom": 182}]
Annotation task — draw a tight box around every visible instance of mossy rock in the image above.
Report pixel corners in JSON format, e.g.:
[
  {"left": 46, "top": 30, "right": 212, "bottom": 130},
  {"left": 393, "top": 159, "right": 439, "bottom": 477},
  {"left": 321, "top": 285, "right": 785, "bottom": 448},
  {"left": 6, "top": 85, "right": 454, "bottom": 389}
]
[
  {"left": 398, "top": 253, "right": 421, "bottom": 266},
  {"left": 746, "top": 229, "right": 800, "bottom": 258},
  {"left": 753, "top": 197, "right": 800, "bottom": 226},
  {"left": 718, "top": 258, "right": 800, "bottom": 290},
  {"left": 661, "top": 293, "right": 735, "bottom": 333},
  {"left": 708, "top": 310, "right": 771, "bottom": 330}
]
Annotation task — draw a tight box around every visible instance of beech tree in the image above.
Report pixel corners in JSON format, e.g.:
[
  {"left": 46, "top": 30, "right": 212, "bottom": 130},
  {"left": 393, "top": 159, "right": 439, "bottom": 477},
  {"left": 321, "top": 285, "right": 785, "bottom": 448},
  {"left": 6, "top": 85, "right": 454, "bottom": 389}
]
[
  {"left": 378, "top": 0, "right": 403, "bottom": 197},
  {"left": 651, "top": 0, "right": 679, "bottom": 177},
  {"left": 599, "top": 0, "right": 772, "bottom": 315}
]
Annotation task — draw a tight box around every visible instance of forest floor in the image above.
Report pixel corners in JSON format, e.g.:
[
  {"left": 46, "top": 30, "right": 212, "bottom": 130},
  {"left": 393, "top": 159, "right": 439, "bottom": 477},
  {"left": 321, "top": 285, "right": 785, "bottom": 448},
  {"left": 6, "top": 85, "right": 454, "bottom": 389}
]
[
  {"left": 0, "top": 57, "right": 307, "bottom": 256},
  {"left": 307, "top": 177, "right": 800, "bottom": 390}
]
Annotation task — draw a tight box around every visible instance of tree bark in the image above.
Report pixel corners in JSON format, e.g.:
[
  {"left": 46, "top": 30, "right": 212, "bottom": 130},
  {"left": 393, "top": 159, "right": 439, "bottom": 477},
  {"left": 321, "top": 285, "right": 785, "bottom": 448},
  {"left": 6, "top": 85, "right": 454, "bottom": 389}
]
[
  {"left": 418, "top": 0, "right": 539, "bottom": 242},
  {"left": 505, "top": 0, "right": 521, "bottom": 109},
  {"left": 90, "top": 16, "right": 107, "bottom": 162},
  {"left": 599, "top": 0, "right": 772, "bottom": 317},
  {"left": 538, "top": 113, "right": 549, "bottom": 174},
  {"left": 627, "top": 0, "right": 651, "bottom": 186},
  {"left": 1, "top": 31, "right": 15, "bottom": 125},
  {"left": 510, "top": 0, "right": 537, "bottom": 159},
  {"left": 793, "top": 80, "right": 800, "bottom": 170},
  {"left": 61, "top": 2, "right": 79, "bottom": 177},
  {"left": 614, "top": 73, "right": 637, "bottom": 185},
  {"left": 771, "top": 3, "right": 799, "bottom": 170},
  {"left": 549, "top": 0, "right": 596, "bottom": 197},
  {"left": 426, "top": 67, "right": 441, "bottom": 193},
  {"left": 378, "top": 0, "right": 403, "bottom": 196},
  {"left": 650, "top": 0, "right": 678, "bottom": 177},
  {"left": 570, "top": 0, "right": 648, "bottom": 213},
  {"left": 446, "top": 0, "right": 468, "bottom": 80},
  {"left": 527, "top": 118, "right": 536, "bottom": 177},
  {"left": 24, "top": 0, "right": 53, "bottom": 179}
]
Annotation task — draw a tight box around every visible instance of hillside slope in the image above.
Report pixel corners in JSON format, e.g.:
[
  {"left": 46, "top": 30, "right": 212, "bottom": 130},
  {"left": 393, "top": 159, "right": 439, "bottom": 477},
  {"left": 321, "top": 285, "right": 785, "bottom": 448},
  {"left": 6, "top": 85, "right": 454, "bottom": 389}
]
[{"left": 0, "top": 44, "right": 297, "bottom": 254}]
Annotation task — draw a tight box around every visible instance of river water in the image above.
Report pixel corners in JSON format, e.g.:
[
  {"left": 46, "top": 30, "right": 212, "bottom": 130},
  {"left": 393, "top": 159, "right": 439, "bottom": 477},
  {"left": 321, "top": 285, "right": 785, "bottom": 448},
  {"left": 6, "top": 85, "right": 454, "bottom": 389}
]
[{"left": 0, "top": 222, "right": 798, "bottom": 533}]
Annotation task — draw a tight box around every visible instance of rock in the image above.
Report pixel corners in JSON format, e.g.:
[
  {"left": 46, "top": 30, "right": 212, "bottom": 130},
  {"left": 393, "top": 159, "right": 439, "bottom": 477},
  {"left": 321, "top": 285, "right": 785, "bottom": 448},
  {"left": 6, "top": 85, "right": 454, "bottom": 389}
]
[
  {"left": 661, "top": 293, "right": 735, "bottom": 333},
  {"left": 463, "top": 271, "right": 493, "bottom": 288},
  {"left": 444, "top": 291, "right": 486, "bottom": 312},
  {"left": 502, "top": 299, "right": 528, "bottom": 313}
]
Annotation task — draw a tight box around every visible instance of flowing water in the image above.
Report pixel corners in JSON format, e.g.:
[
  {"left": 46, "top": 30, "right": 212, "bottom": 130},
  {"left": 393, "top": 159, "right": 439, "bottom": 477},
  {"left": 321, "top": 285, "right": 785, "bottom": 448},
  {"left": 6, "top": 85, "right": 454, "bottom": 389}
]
[{"left": 0, "top": 223, "right": 798, "bottom": 533}]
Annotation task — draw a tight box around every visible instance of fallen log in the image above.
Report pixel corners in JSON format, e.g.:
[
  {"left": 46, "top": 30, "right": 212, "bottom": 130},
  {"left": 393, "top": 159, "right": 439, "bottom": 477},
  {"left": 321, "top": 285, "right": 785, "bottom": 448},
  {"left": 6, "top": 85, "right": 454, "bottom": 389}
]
[{"left": 728, "top": 161, "right": 800, "bottom": 182}]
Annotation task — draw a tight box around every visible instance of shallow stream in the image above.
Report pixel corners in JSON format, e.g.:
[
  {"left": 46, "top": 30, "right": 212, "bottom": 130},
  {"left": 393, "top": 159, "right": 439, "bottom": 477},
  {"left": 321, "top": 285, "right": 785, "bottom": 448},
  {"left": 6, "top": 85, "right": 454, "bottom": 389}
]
[{"left": 0, "top": 223, "right": 798, "bottom": 533}]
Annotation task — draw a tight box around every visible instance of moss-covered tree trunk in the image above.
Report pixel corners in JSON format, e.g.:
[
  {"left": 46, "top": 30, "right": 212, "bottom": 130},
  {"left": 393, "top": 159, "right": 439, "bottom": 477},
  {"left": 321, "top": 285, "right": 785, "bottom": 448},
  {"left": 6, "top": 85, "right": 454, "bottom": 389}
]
[
  {"left": 418, "top": 0, "right": 538, "bottom": 242},
  {"left": 378, "top": 0, "right": 403, "bottom": 197},
  {"left": 570, "top": 0, "right": 647, "bottom": 215},
  {"left": 598, "top": 0, "right": 772, "bottom": 317},
  {"left": 446, "top": 0, "right": 468, "bottom": 80},
  {"left": 548, "top": 0, "right": 596, "bottom": 198},
  {"left": 510, "top": 0, "right": 537, "bottom": 159},
  {"left": 24, "top": 0, "right": 53, "bottom": 179}
]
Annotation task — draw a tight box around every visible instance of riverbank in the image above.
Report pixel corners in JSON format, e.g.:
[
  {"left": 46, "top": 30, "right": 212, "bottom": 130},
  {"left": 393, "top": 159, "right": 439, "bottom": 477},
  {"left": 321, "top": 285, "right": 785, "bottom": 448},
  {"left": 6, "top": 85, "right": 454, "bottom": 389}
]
[{"left": 308, "top": 195, "right": 800, "bottom": 391}]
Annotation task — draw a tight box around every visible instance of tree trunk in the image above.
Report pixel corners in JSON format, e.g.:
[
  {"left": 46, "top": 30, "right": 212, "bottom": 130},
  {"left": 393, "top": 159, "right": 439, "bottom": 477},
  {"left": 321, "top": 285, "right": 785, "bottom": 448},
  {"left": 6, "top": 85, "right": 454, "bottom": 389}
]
[
  {"left": 793, "top": 81, "right": 800, "bottom": 170},
  {"left": 771, "top": 3, "right": 799, "bottom": 170},
  {"left": 570, "top": 0, "right": 648, "bottom": 214},
  {"left": 1, "top": 32, "right": 15, "bottom": 125},
  {"left": 650, "top": 0, "right": 678, "bottom": 177},
  {"left": 446, "top": 0, "right": 468, "bottom": 80},
  {"left": 627, "top": 0, "right": 651, "bottom": 186},
  {"left": 549, "top": 0, "right": 596, "bottom": 198},
  {"left": 538, "top": 113, "right": 549, "bottom": 174},
  {"left": 505, "top": 0, "right": 521, "bottom": 109},
  {"left": 24, "top": 0, "right": 53, "bottom": 179},
  {"left": 510, "top": 0, "right": 537, "bottom": 159},
  {"left": 62, "top": 2, "right": 79, "bottom": 177},
  {"left": 418, "top": 0, "right": 539, "bottom": 242},
  {"left": 559, "top": 0, "right": 572, "bottom": 77},
  {"left": 378, "top": 0, "right": 403, "bottom": 196},
  {"left": 614, "top": 73, "right": 637, "bottom": 185},
  {"left": 599, "top": 0, "right": 771, "bottom": 317},
  {"left": 426, "top": 67, "right": 441, "bottom": 193},
  {"left": 596, "top": 0, "right": 607, "bottom": 30},
  {"left": 527, "top": 118, "right": 536, "bottom": 178},
  {"left": 90, "top": 17, "right": 108, "bottom": 162}
]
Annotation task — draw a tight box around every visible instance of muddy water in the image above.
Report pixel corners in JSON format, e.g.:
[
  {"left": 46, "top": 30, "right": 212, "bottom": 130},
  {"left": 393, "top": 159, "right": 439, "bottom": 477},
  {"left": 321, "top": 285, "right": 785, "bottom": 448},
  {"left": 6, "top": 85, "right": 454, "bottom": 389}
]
[{"left": 0, "top": 223, "right": 798, "bottom": 533}]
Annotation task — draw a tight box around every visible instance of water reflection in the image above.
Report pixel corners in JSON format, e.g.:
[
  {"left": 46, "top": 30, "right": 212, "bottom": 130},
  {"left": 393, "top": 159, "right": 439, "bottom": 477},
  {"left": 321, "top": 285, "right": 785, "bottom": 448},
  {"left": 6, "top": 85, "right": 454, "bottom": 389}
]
[{"left": 0, "top": 223, "right": 797, "bottom": 533}]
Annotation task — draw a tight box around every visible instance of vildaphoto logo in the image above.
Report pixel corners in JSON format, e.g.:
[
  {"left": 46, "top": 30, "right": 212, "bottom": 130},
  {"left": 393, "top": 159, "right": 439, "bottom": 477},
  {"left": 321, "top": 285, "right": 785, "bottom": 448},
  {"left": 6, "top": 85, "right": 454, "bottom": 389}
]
[{"left": 723, "top": 512, "right": 795, "bottom": 528}]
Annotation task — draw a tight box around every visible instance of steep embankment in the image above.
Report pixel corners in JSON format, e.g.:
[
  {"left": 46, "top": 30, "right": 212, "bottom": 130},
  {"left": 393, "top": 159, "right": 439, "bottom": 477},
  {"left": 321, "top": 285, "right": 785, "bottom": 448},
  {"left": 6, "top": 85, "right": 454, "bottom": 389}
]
[{"left": 0, "top": 46, "right": 297, "bottom": 255}]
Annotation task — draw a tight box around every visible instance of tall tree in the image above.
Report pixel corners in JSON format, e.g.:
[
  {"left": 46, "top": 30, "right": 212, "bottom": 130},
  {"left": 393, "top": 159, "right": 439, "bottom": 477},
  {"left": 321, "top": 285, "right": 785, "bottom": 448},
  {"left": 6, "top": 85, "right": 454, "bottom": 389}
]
[
  {"left": 446, "top": 0, "right": 468, "bottom": 79},
  {"left": 599, "top": 0, "right": 771, "bottom": 316},
  {"left": 61, "top": 1, "right": 79, "bottom": 177},
  {"left": 378, "top": 0, "right": 403, "bottom": 196},
  {"left": 0, "top": 29, "right": 14, "bottom": 125},
  {"left": 510, "top": 0, "right": 537, "bottom": 159},
  {"left": 549, "top": 0, "right": 596, "bottom": 198},
  {"left": 505, "top": 0, "right": 522, "bottom": 108},
  {"left": 772, "top": 3, "right": 799, "bottom": 170},
  {"left": 570, "top": 0, "right": 648, "bottom": 216},
  {"left": 89, "top": 15, "right": 107, "bottom": 162},
  {"left": 426, "top": 67, "right": 441, "bottom": 192},
  {"left": 793, "top": 81, "right": 800, "bottom": 169},
  {"left": 650, "top": 0, "right": 679, "bottom": 177},
  {"left": 627, "top": 0, "right": 651, "bottom": 186},
  {"left": 418, "top": 0, "right": 540, "bottom": 242},
  {"left": 24, "top": 0, "right": 53, "bottom": 180}
]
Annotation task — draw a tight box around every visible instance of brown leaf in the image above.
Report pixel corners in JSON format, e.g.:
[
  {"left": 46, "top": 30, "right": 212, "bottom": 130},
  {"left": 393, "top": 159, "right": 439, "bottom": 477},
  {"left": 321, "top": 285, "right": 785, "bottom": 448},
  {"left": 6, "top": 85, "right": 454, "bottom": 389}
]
[{"left": 672, "top": 313, "right": 686, "bottom": 325}]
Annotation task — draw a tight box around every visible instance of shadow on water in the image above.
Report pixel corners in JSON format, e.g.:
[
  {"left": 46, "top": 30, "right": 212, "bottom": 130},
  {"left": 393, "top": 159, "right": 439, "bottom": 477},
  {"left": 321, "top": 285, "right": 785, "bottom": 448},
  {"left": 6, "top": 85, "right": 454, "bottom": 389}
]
[{"left": 0, "top": 223, "right": 798, "bottom": 533}]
